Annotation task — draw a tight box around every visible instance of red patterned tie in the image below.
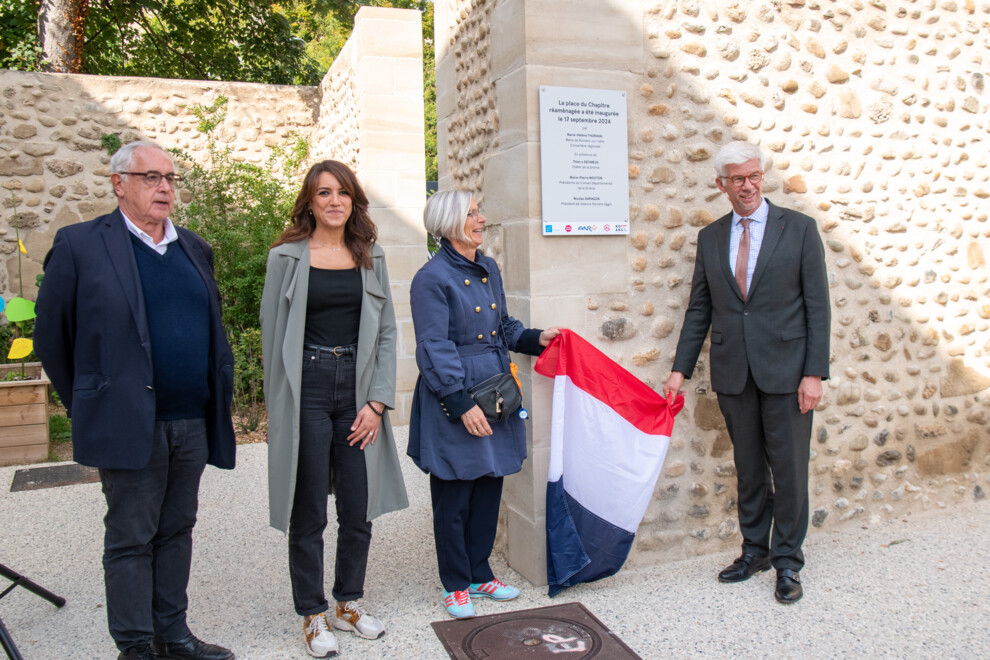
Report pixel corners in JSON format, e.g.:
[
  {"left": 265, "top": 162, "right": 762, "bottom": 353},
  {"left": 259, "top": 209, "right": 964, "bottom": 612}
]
[{"left": 735, "top": 218, "right": 751, "bottom": 300}]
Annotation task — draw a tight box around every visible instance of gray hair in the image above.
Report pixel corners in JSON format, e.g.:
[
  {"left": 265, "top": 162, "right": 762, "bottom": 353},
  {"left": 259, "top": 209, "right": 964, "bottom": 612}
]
[
  {"left": 424, "top": 190, "right": 473, "bottom": 243},
  {"left": 713, "top": 141, "right": 766, "bottom": 177},
  {"left": 110, "top": 140, "right": 171, "bottom": 175}
]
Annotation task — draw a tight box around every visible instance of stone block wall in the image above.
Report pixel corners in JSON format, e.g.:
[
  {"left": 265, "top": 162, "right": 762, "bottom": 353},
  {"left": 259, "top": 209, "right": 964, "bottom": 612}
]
[
  {"left": 437, "top": 0, "right": 990, "bottom": 585},
  {"left": 0, "top": 6, "right": 426, "bottom": 424}
]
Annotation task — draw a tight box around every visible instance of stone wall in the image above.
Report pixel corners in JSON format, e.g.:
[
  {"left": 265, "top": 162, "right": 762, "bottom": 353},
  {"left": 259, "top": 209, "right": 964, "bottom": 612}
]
[
  {"left": 437, "top": 0, "right": 990, "bottom": 584},
  {"left": 0, "top": 6, "right": 426, "bottom": 424}
]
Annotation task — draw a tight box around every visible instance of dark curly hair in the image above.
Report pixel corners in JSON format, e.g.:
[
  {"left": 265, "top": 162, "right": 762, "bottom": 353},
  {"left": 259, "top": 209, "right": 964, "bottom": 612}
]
[{"left": 273, "top": 160, "right": 377, "bottom": 269}]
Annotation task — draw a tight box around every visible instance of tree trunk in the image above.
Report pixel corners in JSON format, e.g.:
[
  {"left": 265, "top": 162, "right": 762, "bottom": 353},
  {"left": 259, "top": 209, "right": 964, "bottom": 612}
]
[{"left": 38, "top": 0, "right": 89, "bottom": 73}]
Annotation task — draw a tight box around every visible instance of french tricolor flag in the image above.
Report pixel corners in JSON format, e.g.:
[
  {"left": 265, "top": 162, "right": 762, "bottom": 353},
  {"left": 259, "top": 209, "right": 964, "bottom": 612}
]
[{"left": 534, "top": 330, "right": 683, "bottom": 596}]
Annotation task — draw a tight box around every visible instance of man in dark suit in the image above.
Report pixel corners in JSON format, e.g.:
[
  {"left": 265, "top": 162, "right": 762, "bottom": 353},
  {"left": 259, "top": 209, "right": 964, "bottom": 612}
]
[
  {"left": 35, "top": 141, "right": 237, "bottom": 658},
  {"left": 662, "top": 141, "right": 830, "bottom": 604}
]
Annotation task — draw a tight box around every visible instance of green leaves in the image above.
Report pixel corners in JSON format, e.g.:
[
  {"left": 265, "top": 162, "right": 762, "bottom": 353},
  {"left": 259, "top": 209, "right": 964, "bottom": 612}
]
[
  {"left": 83, "top": 1, "right": 320, "bottom": 85},
  {"left": 171, "top": 97, "right": 307, "bottom": 333}
]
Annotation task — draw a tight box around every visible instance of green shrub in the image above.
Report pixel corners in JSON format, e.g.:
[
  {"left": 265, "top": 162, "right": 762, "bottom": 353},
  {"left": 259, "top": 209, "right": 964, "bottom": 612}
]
[
  {"left": 171, "top": 96, "right": 306, "bottom": 420},
  {"left": 49, "top": 414, "right": 72, "bottom": 443},
  {"left": 231, "top": 328, "right": 265, "bottom": 433},
  {"left": 171, "top": 95, "right": 307, "bottom": 335}
]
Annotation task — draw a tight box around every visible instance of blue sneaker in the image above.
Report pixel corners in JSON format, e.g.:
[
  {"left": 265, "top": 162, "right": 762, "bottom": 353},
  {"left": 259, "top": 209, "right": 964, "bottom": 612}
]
[
  {"left": 469, "top": 578, "right": 520, "bottom": 601},
  {"left": 442, "top": 589, "right": 476, "bottom": 618}
]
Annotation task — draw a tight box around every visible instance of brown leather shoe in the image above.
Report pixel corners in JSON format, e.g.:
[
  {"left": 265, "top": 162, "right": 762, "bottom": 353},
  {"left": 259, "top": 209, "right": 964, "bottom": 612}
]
[
  {"left": 717, "top": 553, "right": 772, "bottom": 582},
  {"left": 774, "top": 568, "right": 803, "bottom": 604}
]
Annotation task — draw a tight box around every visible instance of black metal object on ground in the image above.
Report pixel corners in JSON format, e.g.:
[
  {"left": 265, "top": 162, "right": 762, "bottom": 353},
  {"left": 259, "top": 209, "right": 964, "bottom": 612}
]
[
  {"left": 431, "top": 601, "right": 642, "bottom": 659},
  {"left": 0, "top": 563, "right": 66, "bottom": 660},
  {"left": 10, "top": 463, "right": 99, "bottom": 493}
]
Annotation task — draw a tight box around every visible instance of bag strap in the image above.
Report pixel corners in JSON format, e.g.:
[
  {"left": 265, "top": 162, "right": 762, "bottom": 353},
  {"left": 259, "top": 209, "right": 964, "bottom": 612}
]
[
  {"left": 485, "top": 272, "right": 522, "bottom": 390},
  {"left": 484, "top": 272, "right": 510, "bottom": 352}
]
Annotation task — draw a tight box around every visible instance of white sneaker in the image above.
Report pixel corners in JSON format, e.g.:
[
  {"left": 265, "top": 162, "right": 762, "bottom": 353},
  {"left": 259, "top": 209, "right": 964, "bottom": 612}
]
[
  {"left": 303, "top": 613, "right": 338, "bottom": 658},
  {"left": 333, "top": 600, "right": 385, "bottom": 640}
]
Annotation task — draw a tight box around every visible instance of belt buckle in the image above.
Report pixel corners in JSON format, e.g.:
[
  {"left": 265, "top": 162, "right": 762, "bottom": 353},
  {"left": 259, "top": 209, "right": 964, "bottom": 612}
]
[{"left": 333, "top": 346, "right": 344, "bottom": 357}]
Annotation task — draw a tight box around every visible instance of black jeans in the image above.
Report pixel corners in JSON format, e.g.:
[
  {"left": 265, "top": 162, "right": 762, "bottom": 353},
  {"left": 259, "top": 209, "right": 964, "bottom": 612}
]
[
  {"left": 430, "top": 474, "right": 503, "bottom": 593},
  {"left": 289, "top": 346, "right": 371, "bottom": 616},
  {"left": 99, "top": 418, "right": 208, "bottom": 651}
]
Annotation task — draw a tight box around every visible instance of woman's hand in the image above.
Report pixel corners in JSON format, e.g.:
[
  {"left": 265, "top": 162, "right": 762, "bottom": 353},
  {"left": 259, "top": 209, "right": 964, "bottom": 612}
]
[
  {"left": 460, "top": 405, "right": 493, "bottom": 437},
  {"left": 539, "top": 326, "right": 564, "bottom": 347},
  {"left": 348, "top": 402, "right": 383, "bottom": 449}
]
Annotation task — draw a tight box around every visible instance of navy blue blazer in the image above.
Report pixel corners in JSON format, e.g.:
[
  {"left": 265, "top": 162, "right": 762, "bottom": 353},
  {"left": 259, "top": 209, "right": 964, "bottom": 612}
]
[
  {"left": 34, "top": 209, "right": 236, "bottom": 470},
  {"left": 407, "top": 241, "right": 542, "bottom": 481}
]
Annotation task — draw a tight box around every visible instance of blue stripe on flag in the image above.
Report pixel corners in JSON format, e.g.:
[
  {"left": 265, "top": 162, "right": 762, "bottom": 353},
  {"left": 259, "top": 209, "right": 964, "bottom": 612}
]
[{"left": 546, "top": 478, "right": 635, "bottom": 597}]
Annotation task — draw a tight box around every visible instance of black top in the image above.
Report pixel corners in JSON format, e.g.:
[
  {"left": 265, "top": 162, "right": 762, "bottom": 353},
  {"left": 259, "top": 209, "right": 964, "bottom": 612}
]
[{"left": 304, "top": 266, "right": 362, "bottom": 347}]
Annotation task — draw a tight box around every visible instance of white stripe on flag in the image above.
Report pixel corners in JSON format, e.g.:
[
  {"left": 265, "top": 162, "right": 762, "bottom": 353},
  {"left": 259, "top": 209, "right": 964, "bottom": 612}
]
[{"left": 548, "top": 376, "right": 671, "bottom": 534}]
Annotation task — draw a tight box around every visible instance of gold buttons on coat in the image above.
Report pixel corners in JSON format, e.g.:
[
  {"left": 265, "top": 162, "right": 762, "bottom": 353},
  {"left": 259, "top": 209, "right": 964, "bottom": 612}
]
[
  {"left": 490, "top": 303, "right": 496, "bottom": 310},
  {"left": 491, "top": 330, "right": 497, "bottom": 336},
  {"left": 482, "top": 277, "right": 488, "bottom": 284},
  {"left": 477, "top": 334, "right": 484, "bottom": 340},
  {"left": 475, "top": 306, "right": 481, "bottom": 313},
  {"left": 464, "top": 279, "right": 471, "bottom": 286}
]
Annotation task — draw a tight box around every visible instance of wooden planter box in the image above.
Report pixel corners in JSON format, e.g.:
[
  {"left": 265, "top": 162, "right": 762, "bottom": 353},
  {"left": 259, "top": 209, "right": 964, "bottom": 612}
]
[{"left": 0, "top": 362, "right": 50, "bottom": 467}]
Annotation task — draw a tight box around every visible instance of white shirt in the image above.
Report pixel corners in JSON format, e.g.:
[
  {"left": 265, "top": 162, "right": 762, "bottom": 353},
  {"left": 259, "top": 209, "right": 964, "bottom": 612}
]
[
  {"left": 728, "top": 198, "right": 768, "bottom": 294},
  {"left": 121, "top": 212, "right": 178, "bottom": 256}
]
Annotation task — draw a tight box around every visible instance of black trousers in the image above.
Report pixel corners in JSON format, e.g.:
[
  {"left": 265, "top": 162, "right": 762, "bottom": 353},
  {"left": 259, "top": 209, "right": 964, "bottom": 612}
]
[
  {"left": 289, "top": 347, "right": 371, "bottom": 616},
  {"left": 99, "top": 418, "right": 208, "bottom": 651},
  {"left": 430, "top": 474, "right": 503, "bottom": 593},
  {"left": 716, "top": 370, "right": 812, "bottom": 572}
]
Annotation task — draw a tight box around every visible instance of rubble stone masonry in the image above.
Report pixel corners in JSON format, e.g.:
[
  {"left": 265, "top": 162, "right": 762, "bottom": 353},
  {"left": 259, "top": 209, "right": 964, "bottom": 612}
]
[
  {"left": 437, "top": 0, "right": 989, "bottom": 583},
  {"left": 0, "top": 7, "right": 426, "bottom": 423}
]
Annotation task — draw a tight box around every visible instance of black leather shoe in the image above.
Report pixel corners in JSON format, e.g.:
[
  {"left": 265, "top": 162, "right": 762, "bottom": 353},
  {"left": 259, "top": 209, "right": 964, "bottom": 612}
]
[
  {"left": 775, "top": 568, "right": 803, "bottom": 604},
  {"left": 718, "top": 553, "right": 772, "bottom": 583},
  {"left": 118, "top": 646, "right": 159, "bottom": 659},
  {"left": 151, "top": 634, "right": 235, "bottom": 660}
]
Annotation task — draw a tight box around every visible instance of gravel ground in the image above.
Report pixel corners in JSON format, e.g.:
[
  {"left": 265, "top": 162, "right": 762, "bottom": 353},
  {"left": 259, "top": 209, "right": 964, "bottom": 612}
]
[{"left": 1, "top": 430, "right": 987, "bottom": 659}]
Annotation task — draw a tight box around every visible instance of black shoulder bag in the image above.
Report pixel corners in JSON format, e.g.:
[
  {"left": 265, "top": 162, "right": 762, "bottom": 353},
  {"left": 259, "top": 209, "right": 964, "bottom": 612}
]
[{"left": 467, "top": 277, "right": 523, "bottom": 423}]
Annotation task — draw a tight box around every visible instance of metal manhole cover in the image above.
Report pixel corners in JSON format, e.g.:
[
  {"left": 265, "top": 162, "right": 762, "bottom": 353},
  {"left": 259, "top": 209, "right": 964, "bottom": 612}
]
[
  {"left": 431, "top": 602, "right": 641, "bottom": 659},
  {"left": 10, "top": 463, "right": 99, "bottom": 492}
]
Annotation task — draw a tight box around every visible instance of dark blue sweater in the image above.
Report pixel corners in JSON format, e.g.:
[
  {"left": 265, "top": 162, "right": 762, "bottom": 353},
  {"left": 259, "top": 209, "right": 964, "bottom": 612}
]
[{"left": 131, "top": 235, "right": 211, "bottom": 420}]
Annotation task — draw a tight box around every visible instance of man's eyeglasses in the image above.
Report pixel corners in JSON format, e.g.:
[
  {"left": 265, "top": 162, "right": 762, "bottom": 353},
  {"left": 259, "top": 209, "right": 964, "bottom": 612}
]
[
  {"left": 721, "top": 172, "right": 763, "bottom": 187},
  {"left": 120, "top": 171, "right": 184, "bottom": 189}
]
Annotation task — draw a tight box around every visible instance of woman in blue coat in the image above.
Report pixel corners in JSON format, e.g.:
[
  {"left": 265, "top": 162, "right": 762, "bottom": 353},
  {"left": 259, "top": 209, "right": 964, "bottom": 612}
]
[{"left": 409, "top": 190, "right": 561, "bottom": 618}]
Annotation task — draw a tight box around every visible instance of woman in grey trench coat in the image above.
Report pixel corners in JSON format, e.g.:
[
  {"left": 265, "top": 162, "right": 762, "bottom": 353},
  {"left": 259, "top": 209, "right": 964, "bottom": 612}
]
[{"left": 261, "top": 160, "right": 408, "bottom": 658}]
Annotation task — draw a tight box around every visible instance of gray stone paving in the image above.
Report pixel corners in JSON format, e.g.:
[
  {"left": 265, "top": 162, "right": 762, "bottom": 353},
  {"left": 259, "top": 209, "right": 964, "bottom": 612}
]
[{"left": 1, "top": 431, "right": 988, "bottom": 659}]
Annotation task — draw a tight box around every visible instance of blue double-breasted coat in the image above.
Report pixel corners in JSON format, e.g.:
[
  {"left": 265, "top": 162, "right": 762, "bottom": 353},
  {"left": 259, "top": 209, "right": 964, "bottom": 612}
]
[{"left": 407, "top": 240, "right": 542, "bottom": 480}]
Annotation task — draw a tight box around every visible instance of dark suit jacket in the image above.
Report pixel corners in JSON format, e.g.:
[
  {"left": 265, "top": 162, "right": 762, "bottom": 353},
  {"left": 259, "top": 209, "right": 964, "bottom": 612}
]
[
  {"left": 672, "top": 200, "right": 830, "bottom": 395},
  {"left": 34, "top": 209, "right": 236, "bottom": 470}
]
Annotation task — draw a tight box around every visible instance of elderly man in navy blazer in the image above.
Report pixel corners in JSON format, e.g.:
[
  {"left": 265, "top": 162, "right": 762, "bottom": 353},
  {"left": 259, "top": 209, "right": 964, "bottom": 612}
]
[
  {"left": 35, "top": 141, "right": 236, "bottom": 659},
  {"left": 663, "top": 141, "right": 830, "bottom": 604}
]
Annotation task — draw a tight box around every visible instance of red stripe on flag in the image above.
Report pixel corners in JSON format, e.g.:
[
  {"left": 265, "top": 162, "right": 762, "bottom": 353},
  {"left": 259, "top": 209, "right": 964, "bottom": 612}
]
[{"left": 535, "top": 330, "right": 684, "bottom": 435}]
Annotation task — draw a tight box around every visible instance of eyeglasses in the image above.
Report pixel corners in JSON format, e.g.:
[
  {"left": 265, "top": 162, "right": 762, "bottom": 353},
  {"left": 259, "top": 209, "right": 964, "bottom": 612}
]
[
  {"left": 721, "top": 172, "right": 763, "bottom": 187},
  {"left": 467, "top": 209, "right": 482, "bottom": 218},
  {"left": 120, "top": 171, "right": 184, "bottom": 189}
]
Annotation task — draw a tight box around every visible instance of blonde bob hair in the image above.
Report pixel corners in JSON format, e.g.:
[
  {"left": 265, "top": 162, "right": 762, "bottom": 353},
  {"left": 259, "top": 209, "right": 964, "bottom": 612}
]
[{"left": 424, "top": 190, "right": 473, "bottom": 244}]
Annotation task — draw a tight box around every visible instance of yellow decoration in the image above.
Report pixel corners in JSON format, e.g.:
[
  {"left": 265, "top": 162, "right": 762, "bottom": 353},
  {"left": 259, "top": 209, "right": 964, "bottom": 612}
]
[
  {"left": 7, "top": 337, "right": 33, "bottom": 360},
  {"left": 18, "top": 239, "right": 26, "bottom": 254}
]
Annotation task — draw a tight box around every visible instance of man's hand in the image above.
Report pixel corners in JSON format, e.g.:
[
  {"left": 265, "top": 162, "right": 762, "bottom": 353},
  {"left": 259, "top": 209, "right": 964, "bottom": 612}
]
[
  {"left": 798, "top": 376, "right": 823, "bottom": 414},
  {"left": 663, "top": 372, "right": 685, "bottom": 400}
]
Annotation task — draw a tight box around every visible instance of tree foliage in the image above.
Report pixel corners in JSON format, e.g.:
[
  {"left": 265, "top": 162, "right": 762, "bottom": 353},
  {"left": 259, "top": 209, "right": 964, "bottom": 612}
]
[
  {"left": 83, "top": 1, "right": 321, "bottom": 84},
  {"left": 0, "top": 0, "right": 45, "bottom": 70}
]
